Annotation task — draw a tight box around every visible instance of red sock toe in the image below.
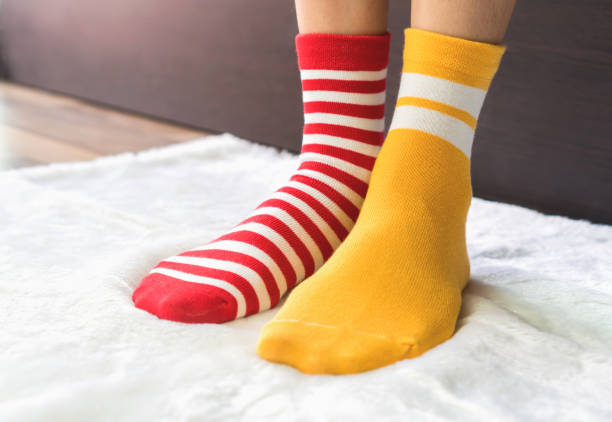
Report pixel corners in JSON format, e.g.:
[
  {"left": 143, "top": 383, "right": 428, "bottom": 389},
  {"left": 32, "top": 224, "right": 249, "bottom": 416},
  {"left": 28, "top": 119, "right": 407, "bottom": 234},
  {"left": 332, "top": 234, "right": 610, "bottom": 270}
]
[{"left": 133, "top": 273, "right": 238, "bottom": 323}]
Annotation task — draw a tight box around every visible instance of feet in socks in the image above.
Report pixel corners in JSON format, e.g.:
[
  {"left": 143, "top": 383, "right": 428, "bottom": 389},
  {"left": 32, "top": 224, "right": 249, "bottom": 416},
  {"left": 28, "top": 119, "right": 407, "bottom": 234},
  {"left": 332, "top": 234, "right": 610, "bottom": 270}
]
[
  {"left": 257, "top": 28, "right": 505, "bottom": 374},
  {"left": 132, "top": 33, "right": 390, "bottom": 323}
]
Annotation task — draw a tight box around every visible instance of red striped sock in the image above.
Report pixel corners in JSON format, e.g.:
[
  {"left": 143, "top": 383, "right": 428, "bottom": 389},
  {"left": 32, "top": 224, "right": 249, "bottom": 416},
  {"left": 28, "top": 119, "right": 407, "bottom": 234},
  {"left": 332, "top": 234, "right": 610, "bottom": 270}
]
[{"left": 133, "top": 32, "right": 391, "bottom": 323}]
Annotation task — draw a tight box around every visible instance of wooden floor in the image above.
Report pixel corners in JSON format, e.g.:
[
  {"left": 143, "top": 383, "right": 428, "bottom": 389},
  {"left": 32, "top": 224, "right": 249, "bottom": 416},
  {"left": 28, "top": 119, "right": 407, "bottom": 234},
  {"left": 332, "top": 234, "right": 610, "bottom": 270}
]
[{"left": 0, "top": 81, "right": 212, "bottom": 170}]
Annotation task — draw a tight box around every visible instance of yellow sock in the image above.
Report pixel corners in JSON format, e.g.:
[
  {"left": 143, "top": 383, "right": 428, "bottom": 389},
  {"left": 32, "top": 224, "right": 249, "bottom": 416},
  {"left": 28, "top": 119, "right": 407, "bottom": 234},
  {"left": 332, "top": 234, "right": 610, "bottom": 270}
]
[{"left": 257, "top": 28, "right": 505, "bottom": 374}]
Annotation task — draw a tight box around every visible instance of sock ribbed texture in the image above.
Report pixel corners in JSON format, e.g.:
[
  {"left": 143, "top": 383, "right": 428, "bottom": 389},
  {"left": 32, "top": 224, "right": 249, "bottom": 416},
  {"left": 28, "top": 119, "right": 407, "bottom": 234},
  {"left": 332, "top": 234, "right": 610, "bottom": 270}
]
[
  {"left": 257, "top": 28, "right": 505, "bottom": 374},
  {"left": 132, "top": 33, "right": 390, "bottom": 323}
]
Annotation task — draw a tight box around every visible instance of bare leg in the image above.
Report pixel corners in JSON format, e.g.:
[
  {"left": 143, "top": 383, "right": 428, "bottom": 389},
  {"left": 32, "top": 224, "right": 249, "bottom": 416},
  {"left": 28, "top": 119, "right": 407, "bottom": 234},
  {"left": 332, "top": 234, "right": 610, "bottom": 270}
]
[
  {"left": 294, "top": 0, "right": 388, "bottom": 35},
  {"left": 411, "top": 0, "right": 516, "bottom": 44}
]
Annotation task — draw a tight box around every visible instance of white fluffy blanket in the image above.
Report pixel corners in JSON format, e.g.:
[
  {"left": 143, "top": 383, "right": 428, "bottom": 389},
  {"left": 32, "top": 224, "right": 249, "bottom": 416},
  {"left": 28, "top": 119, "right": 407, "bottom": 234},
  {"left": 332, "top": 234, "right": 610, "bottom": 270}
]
[{"left": 2, "top": 134, "right": 611, "bottom": 422}]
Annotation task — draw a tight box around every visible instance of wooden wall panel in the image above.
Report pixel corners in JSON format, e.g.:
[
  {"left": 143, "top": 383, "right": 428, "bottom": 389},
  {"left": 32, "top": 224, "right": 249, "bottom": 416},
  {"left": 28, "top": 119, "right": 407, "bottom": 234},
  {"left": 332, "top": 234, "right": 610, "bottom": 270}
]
[{"left": 471, "top": 0, "right": 612, "bottom": 224}]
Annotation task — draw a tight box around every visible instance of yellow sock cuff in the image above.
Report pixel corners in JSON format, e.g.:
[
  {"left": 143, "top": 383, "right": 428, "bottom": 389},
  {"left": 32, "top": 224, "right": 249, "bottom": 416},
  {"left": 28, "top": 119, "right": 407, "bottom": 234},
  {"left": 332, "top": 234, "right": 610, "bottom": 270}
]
[{"left": 403, "top": 28, "right": 506, "bottom": 89}]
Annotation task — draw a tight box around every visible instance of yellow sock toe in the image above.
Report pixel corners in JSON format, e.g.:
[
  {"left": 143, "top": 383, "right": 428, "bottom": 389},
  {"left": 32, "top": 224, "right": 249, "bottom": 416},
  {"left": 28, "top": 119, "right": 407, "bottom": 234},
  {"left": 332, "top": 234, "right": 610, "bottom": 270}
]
[
  {"left": 257, "top": 28, "right": 505, "bottom": 374},
  {"left": 258, "top": 319, "right": 411, "bottom": 374}
]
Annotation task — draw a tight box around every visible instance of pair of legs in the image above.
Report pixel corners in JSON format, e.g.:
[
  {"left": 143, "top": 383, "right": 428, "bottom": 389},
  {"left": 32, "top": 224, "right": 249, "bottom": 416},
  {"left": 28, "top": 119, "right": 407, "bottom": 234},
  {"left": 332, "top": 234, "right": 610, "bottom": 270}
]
[
  {"left": 134, "top": 0, "right": 516, "bottom": 374},
  {"left": 296, "top": 0, "right": 515, "bottom": 43}
]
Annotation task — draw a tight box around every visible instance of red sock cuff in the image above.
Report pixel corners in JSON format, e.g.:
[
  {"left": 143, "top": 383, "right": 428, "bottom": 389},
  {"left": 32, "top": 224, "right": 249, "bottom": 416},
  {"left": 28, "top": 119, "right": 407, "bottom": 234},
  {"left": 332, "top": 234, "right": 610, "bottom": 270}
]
[{"left": 296, "top": 32, "right": 391, "bottom": 71}]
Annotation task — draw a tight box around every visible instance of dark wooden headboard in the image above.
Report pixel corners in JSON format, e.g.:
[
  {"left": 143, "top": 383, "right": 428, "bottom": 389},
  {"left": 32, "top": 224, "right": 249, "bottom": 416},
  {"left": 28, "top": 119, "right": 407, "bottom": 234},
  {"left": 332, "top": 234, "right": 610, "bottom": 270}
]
[{"left": 1, "top": 0, "right": 610, "bottom": 223}]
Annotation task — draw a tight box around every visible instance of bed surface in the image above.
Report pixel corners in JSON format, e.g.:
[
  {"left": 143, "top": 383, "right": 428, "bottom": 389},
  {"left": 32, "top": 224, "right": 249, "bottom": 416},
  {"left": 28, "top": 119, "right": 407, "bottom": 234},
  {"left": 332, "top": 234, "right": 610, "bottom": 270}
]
[{"left": 1, "top": 134, "right": 611, "bottom": 421}]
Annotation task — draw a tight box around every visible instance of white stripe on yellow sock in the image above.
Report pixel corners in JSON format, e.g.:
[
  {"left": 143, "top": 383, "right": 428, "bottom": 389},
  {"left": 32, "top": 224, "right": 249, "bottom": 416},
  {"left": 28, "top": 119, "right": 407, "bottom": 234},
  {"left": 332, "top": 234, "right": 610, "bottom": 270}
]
[
  {"left": 398, "top": 73, "right": 487, "bottom": 119},
  {"left": 389, "top": 105, "right": 475, "bottom": 157}
]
